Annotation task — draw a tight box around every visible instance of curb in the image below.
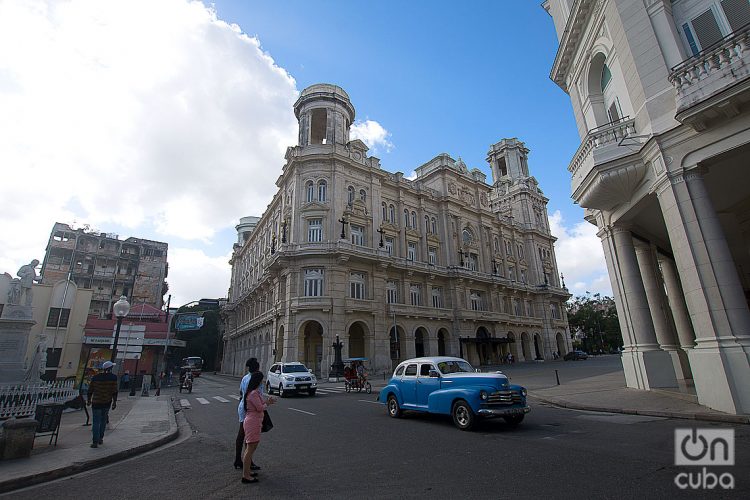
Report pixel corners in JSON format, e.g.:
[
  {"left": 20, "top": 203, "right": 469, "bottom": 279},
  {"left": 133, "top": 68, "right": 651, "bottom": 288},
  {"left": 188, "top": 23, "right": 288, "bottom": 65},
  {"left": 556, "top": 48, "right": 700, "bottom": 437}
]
[
  {"left": 529, "top": 394, "right": 750, "bottom": 425},
  {"left": 0, "top": 405, "right": 180, "bottom": 494}
]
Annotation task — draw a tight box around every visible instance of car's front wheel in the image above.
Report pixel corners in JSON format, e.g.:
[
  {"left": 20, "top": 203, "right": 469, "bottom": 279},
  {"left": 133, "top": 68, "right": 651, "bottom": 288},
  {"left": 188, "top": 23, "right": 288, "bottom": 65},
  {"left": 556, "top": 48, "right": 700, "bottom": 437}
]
[
  {"left": 265, "top": 382, "right": 272, "bottom": 395},
  {"left": 452, "top": 400, "right": 475, "bottom": 431},
  {"left": 387, "top": 394, "right": 401, "bottom": 418},
  {"left": 504, "top": 414, "right": 525, "bottom": 425}
]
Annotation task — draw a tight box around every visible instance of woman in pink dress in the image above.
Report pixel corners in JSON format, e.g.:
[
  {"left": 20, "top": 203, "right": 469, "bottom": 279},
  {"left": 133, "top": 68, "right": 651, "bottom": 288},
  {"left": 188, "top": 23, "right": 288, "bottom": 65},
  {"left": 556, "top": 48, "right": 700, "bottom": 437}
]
[{"left": 242, "top": 372, "right": 266, "bottom": 483}]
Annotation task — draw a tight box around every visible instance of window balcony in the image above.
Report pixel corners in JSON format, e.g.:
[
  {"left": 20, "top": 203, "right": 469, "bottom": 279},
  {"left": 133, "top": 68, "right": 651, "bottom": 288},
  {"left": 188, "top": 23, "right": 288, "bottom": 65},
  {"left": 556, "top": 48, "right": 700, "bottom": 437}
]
[
  {"left": 566, "top": 117, "right": 646, "bottom": 211},
  {"left": 669, "top": 25, "right": 750, "bottom": 130}
]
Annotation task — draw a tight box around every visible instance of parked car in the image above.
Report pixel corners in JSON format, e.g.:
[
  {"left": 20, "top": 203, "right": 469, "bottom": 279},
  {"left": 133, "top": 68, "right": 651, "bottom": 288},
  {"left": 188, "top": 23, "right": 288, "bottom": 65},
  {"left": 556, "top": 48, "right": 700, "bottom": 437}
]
[
  {"left": 378, "top": 356, "right": 530, "bottom": 431},
  {"left": 563, "top": 350, "right": 589, "bottom": 361},
  {"left": 266, "top": 362, "right": 317, "bottom": 397}
]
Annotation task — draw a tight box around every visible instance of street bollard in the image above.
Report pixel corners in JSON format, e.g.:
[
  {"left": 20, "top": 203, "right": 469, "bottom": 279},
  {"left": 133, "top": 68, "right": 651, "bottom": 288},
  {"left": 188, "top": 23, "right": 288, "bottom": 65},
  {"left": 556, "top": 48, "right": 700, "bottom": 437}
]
[{"left": 555, "top": 369, "right": 560, "bottom": 386}]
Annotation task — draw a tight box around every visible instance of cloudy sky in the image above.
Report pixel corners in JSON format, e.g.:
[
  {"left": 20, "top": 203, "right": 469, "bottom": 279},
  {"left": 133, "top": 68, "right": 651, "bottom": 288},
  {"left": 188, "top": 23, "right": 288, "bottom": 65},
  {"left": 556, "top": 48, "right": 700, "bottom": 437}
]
[{"left": 0, "top": 0, "right": 610, "bottom": 307}]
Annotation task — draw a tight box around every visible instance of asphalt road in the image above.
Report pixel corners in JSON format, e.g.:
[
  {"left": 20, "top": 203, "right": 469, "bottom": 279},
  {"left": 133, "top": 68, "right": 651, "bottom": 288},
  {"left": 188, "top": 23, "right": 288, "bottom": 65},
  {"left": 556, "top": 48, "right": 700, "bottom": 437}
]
[{"left": 8, "top": 368, "right": 749, "bottom": 499}]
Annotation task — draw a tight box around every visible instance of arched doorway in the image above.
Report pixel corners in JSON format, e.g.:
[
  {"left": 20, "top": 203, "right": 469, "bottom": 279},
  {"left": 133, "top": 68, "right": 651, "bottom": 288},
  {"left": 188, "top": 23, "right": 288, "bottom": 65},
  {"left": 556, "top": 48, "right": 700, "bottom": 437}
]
[
  {"left": 520, "top": 332, "right": 531, "bottom": 361},
  {"left": 476, "top": 327, "right": 490, "bottom": 365},
  {"left": 533, "top": 333, "right": 542, "bottom": 360},
  {"left": 275, "top": 326, "right": 284, "bottom": 362},
  {"left": 389, "top": 325, "right": 404, "bottom": 370},
  {"left": 556, "top": 332, "right": 566, "bottom": 358},
  {"left": 415, "top": 327, "right": 428, "bottom": 357},
  {"left": 348, "top": 321, "right": 367, "bottom": 358},
  {"left": 437, "top": 329, "right": 448, "bottom": 356},
  {"left": 302, "top": 321, "right": 324, "bottom": 376}
]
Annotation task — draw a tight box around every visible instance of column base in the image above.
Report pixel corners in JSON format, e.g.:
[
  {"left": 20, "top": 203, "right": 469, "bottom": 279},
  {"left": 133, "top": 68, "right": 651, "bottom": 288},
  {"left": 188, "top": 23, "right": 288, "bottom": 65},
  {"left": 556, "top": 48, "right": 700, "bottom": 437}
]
[
  {"left": 688, "top": 345, "right": 750, "bottom": 415},
  {"left": 666, "top": 347, "right": 693, "bottom": 380},
  {"left": 622, "top": 349, "right": 678, "bottom": 389}
]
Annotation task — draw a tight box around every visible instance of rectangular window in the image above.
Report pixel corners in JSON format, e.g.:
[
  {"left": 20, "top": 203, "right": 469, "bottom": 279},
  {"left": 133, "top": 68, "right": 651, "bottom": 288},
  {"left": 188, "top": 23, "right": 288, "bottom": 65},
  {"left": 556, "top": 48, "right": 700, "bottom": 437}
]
[
  {"left": 350, "top": 224, "right": 364, "bottom": 246},
  {"left": 386, "top": 281, "right": 398, "bottom": 304},
  {"left": 431, "top": 287, "right": 443, "bottom": 308},
  {"left": 428, "top": 247, "right": 437, "bottom": 265},
  {"left": 467, "top": 253, "right": 478, "bottom": 271},
  {"left": 409, "top": 284, "right": 421, "bottom": 306},
  {"left": 520, "top": 269, "right": 527, "bottom": 284},
  {"left": 46, "top": 307, "right": 70, "bottom": 328},
  {"left": 307, "top": 218, "right": 322, "bottom": 243},
  {"left": 513, "top": 299, "right": 521, "bottom": 316},
  {"left": 722, "top": 0, "right": 750, "bottom": 32},
  {"left": 349, "top": 272, "right": 366, "bottom": 299},
  {"left": 407, "top": 242, "right": 417, "bottom": 261},
  {"left": 304, "top": 268, "right": 324, "bottom": 297},
  {"left": 384, "top": 237, "right": 394, "bottom": 255},
  {"left": 526, "top": 301, "right": 533, "bottom": 317},
  {"left": 470, "top": 291, "right": 483, "bottom": 311}
]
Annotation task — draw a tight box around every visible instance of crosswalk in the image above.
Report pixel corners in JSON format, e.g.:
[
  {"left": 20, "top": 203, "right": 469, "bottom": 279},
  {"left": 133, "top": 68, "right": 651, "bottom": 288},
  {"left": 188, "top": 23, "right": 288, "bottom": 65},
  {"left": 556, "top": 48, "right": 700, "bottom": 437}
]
[
  {"left": 179, "top": 385, "right": 374, "bottom": 409},
  {"left": 178, "top": 385, "right": 362, "bottom": 409}
]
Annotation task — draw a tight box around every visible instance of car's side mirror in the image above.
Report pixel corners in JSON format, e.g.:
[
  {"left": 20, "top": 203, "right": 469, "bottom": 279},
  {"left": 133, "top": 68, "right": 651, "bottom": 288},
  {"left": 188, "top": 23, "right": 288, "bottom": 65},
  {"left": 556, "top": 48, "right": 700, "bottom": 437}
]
[
  {"left": 475, "top": 368, "right": 481, "bottom": 373},
  {"left": 429, "top": 370, "right": 440, "bottom": 378},
  {"left": 308, "top": 369, "right": 313, "bottom": 373}
]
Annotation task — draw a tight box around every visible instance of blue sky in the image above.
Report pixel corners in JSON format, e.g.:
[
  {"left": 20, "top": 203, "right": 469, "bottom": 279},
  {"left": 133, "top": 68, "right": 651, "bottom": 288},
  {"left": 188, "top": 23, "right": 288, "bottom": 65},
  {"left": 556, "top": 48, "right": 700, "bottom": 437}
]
[{"left": 0, "top": 0, "right": 610, "bottom": 306}]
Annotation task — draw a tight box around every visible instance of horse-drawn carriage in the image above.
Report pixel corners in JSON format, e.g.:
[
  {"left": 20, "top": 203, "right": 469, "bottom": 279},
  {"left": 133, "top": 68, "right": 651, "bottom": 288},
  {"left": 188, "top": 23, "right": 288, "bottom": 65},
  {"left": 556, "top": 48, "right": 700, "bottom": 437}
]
[{"left": 343, "top": 358, "right": 372, "bottom": 394}]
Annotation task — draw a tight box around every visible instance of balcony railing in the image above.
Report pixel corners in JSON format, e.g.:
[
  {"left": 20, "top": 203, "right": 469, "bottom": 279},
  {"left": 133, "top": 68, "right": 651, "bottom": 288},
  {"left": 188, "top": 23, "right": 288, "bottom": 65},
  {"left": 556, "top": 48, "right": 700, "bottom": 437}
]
[
  {"left": 669, "top": 24, "right": 750, "bottom": 115},
  {"left": 568, "top": 117, "right": 636, "bottom": 179}
]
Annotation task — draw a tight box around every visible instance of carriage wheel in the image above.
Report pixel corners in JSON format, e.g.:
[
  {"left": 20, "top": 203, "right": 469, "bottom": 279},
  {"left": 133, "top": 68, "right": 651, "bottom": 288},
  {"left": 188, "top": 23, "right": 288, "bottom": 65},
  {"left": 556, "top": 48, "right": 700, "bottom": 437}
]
[
  {"left": 365, "top": 382, "right": 372, "bottom": 394},
  {"left": 345, "top": 381, "right": 351, "bottom": 393}
]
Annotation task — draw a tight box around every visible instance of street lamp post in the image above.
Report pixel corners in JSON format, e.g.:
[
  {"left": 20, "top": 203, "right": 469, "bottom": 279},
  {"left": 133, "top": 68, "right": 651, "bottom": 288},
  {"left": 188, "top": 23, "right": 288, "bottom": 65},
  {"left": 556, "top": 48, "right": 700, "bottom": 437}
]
[{"left": 110, "top": 296, "right": 131, "bottom": 362}]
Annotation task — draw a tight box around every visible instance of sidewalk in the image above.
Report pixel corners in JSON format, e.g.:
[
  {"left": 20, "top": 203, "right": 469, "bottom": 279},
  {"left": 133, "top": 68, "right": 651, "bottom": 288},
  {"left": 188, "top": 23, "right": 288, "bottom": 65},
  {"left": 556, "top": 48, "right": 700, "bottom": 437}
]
[{"left": 0, "top": 394, "right": 179, "bottom": 494}]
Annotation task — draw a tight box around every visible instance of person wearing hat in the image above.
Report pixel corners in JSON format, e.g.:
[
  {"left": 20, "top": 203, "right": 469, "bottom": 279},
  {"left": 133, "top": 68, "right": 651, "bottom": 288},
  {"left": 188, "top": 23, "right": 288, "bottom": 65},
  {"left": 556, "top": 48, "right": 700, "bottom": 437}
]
[{"left": 87, "top": 360, "right": 118, "bottom": 448}]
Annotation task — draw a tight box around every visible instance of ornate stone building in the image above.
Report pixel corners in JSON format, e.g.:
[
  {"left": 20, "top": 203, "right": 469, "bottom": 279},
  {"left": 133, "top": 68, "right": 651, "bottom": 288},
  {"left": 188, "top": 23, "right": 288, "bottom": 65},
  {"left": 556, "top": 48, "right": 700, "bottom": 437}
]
[
  {"left": 545, "top": 0, "right": 750, "bottom": 413},
  {"left": 222, "top": 84, "right": 570, "bottom": 377}
]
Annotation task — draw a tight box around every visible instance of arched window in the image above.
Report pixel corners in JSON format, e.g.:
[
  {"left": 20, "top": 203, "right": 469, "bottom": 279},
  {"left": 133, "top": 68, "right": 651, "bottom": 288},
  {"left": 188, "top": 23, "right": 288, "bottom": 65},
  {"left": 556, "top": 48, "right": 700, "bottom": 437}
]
[
  {"left": 306, "top": 181, "right": 314, "bottom": 203},
  {"left": 389, "top": 204, "right": 395, "bottom": 222},
  {"left": 411, "top": 211, "right": 417, "bottom": 229},
  {"left": 348, "top": 186, "right": 355, "bottom": 205},
  {"left": 404, "top": 209, "right": 409, "bottom": 227},
  {"left": 462, "top": 228, "right": 474, "bottom": 245},
  {"left": 600, "top": 64, "right": 612, "bottom": 92},
  {"left": 424, "top": 215, "right": 430, "bottom": 233},
  {"left": 431, "top": 218, "right": 437, "bottom": 235},
  {"left": 382, "top": 202, "right": 387, "bottom": 221},
  {"left": 317, "top": 180, "right": 327, "bottom": 202},
  {"left": 494, "top": 237, "right": 500, "bottom": 253},
  {"left": 359, "top": 189, "right": 366, "bottom": 202}
]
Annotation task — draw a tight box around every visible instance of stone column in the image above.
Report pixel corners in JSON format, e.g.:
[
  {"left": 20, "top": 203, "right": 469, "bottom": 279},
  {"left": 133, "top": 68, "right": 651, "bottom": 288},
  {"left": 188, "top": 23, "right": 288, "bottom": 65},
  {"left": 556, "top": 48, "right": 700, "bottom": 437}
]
[
  {"left": 658, "top": 255, "right": 696, "bottom": 372},
  {"left": 611, "top": 226, "right": 677, "bottom": 388},
  {"left": 656, "top": 169, "right": 750, "bottom": 413},
  {"left": 634, "top": 241, "right": 690, "bottom": 380}
]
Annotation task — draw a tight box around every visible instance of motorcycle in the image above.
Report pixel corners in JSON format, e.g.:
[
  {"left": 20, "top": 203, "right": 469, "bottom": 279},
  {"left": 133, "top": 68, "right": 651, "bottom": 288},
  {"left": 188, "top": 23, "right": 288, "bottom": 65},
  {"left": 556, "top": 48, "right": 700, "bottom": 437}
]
[{"left": 179, "top": 370, "right": 193, "bottom": 393}]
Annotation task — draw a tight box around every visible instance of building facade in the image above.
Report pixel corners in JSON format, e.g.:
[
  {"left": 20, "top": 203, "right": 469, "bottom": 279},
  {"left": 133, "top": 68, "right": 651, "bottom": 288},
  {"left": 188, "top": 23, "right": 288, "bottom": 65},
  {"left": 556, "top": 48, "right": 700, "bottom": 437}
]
[
  {"left": 222, "top": 84, "right": 570, "bottom": 378},
  {"left": 545, "top": 0, "right": 750, "bottom": 413},
  {"left": 0, "top": 274, "right": 92, "bottom": 380},
  {"left": 40, "top": 222, "right": 169, "bottom": 317}
]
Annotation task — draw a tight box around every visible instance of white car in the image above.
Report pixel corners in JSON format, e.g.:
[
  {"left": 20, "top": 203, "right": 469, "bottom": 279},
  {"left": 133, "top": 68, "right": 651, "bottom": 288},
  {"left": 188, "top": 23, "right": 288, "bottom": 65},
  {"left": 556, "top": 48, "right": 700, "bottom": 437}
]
[{"left": 266, "top": 362, "right": 317, "bottom": 397}]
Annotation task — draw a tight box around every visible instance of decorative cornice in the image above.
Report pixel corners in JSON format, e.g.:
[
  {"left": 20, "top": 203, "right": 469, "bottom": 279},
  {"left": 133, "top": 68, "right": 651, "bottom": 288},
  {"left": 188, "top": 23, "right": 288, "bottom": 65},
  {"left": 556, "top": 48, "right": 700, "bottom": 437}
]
[{"left": 550, "top": 0, "right": 598, "bottom": 92}]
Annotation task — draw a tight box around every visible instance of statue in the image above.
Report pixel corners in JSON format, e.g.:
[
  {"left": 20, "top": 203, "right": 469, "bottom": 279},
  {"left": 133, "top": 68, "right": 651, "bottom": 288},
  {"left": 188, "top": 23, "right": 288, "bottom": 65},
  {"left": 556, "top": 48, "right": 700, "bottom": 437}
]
[
  {"left": 7, "top": 278, "right": 22, "bottom": 305},
  {"left": 23, "top": 335, "right": 47, "bottom": 382},
  {"left": 17, "top": 259, "right": 40, "bottom": 307}
]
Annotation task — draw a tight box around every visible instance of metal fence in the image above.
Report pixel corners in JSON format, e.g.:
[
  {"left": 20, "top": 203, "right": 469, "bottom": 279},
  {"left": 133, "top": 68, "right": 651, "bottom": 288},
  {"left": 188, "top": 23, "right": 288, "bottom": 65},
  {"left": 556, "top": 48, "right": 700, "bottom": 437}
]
[{"left": 0, "top": 379, "right": 78, "bottom": 419}]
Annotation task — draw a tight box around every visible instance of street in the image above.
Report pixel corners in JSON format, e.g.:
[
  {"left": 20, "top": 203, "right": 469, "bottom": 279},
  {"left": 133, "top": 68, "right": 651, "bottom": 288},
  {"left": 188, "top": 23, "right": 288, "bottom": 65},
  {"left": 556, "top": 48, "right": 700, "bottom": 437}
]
[{"left": 7, "top": 362, "right": 750, "bottom": 499}]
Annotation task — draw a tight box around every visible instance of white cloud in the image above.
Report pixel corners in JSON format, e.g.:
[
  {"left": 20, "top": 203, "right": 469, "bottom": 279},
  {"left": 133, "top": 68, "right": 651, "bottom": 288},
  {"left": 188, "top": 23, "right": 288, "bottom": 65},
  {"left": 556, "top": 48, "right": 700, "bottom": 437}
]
[
  {"left": 350, "top": 119, "right": 393, "bottom": 153},
  {"left": 167, "top": 248, "right": 231, "bottom": 306},
  {"left": 0, "top": 0, "right": 298, "bottom": 277},
  {"left": 548, "top": 210, "right": 612, "bottom": 298}
]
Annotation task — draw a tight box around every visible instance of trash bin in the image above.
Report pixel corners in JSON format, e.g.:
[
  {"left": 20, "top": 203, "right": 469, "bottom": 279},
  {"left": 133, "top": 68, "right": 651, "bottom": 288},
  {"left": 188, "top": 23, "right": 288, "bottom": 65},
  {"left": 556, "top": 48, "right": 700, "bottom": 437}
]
[{"left": 1, "top": 418, "right": 38, "bottom": 459}]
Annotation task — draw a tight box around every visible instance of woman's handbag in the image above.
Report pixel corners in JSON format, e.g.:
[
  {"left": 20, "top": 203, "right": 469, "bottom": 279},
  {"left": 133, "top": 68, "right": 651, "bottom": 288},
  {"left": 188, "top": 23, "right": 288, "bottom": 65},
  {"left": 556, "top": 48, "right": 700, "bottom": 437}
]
[{"left": 261, "top": 410, "right": 273, "bottom": 432}]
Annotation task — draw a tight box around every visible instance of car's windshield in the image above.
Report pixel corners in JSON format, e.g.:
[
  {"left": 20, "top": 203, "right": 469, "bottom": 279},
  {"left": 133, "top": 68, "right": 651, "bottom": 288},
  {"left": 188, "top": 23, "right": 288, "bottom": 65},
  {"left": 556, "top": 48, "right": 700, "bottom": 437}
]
[
  {"left": 282, "top": 364, "right": 309, "bottom": 373},
  {"left": 437, "top": 360, "right": 474, "bottom": 374}
]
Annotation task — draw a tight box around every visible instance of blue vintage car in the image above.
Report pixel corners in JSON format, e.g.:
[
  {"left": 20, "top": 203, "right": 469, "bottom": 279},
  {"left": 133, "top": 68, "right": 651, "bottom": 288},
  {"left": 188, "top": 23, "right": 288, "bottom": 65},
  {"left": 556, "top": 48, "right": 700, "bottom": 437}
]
[{"left": 378, "top": 356, "right": 530, "bottom": 430}]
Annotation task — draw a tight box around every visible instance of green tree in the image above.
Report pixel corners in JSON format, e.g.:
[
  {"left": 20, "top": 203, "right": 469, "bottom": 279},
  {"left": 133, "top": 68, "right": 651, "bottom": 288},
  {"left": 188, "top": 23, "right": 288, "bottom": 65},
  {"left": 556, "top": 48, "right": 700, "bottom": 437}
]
[
  {"left": 566, "top": 292, "right": 622, "bottom": 354},
  {"left": 174, "top": 302, "right": 221, "bottom": 371}
]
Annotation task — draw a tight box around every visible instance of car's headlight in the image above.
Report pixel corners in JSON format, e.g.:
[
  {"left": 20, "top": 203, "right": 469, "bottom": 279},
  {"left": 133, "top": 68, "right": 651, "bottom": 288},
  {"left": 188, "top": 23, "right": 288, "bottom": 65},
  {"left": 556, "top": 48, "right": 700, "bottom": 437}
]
[
  {"left": 479, "top": 390, "right": 488, "bottom": 401},
  {"left": 521, "top": 388, "right": 527, "bottom": 397},
  {"left": 284, "top": 375, "right": 295, "bottom": 381}
]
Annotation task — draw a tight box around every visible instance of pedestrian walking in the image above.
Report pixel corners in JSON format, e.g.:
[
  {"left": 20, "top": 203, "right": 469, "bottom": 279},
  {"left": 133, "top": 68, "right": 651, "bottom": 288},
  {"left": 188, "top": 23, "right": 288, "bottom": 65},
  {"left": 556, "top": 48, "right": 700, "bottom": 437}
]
[
  {"left": 235, "top": 358, "right": 262, "bottom": 471},
  {"left": 242, "top": 371, "right": 270, "bottom": 484},
  {"left": 87, "top": 361, "right": 118, "bottom": 448}
]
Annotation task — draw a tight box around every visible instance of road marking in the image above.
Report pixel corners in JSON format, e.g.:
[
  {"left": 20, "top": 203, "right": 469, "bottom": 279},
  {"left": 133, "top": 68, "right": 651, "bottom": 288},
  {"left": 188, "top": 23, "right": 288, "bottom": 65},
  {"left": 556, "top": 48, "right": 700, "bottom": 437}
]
[
  {"left": 180, "top": 399, "right": 191, "bottom": 408},
  {"left": 289, "top": 407, "right": 316, "bottom": 416},
  {"left": 196, "top": 398, "right": 210, "bottom": 405},
  {"left": 228, "top": 394, "right": 241, "bottom": 400},
  {"left": 358, "top": 400, "right": 381, "bottom": 405},
  {"left": 213, "top": 396, "right": 230, "bottom": 403}
]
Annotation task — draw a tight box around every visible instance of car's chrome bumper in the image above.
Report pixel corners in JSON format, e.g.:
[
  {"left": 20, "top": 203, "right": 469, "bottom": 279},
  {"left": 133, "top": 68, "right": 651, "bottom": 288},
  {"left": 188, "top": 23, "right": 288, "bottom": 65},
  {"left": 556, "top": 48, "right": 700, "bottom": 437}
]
[{"left": 477, "top": 406, "right": 530, "bottom": 417}]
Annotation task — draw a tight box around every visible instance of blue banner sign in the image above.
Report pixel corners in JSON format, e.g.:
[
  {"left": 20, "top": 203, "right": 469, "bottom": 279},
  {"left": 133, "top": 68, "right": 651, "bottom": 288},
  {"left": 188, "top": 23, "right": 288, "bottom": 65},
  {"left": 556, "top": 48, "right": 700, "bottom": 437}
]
[{"left": 175, "top": 313, "right": 204, "bottom": 331}]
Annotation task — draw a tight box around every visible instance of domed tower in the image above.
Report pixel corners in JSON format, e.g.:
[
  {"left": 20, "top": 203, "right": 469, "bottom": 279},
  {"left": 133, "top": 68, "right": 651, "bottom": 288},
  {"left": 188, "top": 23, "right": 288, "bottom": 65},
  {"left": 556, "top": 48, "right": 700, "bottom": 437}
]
[{"left": 294, "top": 84, "right": 355, "bottom": 147}]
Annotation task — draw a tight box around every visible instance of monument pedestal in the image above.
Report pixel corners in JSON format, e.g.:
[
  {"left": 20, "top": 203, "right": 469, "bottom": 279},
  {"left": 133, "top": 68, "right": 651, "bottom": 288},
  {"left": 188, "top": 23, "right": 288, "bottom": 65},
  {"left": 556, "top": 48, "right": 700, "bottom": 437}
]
[{"left": 0, "top": 305, "right": 35, "bottom": 383}]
